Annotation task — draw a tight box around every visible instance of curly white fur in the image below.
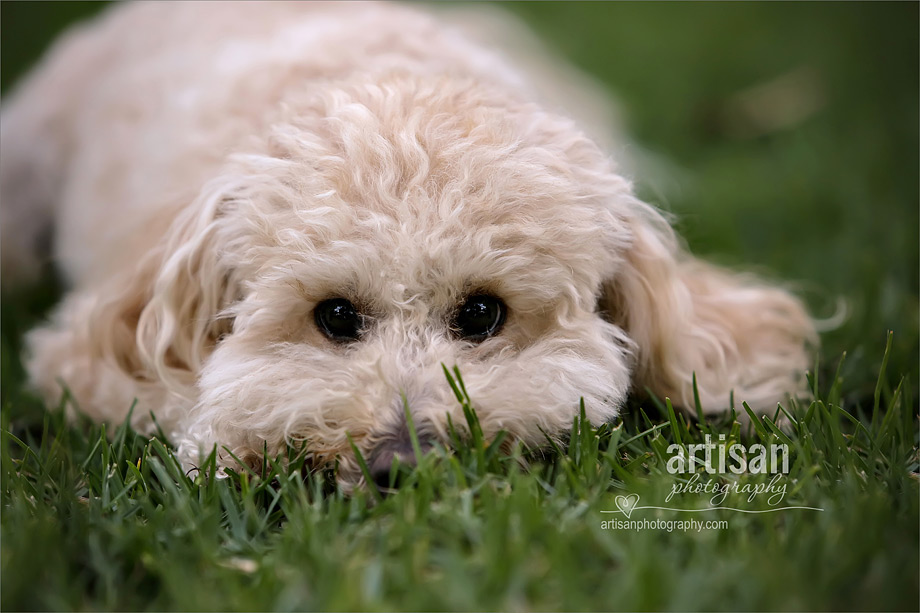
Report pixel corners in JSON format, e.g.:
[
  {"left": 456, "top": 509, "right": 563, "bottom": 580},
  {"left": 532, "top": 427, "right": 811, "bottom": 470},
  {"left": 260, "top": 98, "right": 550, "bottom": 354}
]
[{"left": 1, "top": 2, "right": 816, "bottom": 483}]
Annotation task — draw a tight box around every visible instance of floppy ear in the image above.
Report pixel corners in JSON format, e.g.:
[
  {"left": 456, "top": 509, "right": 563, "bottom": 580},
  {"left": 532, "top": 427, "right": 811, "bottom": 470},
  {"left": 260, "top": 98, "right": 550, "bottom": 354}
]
[
  {"left": 133, "top": 179, "right": 241, "bottom": 393},
  {"left": 26, "top": 178, "right": 241, "bottom": 430},
  {"left": 600, "top": 204, "right": 818, "bottom": 413}
]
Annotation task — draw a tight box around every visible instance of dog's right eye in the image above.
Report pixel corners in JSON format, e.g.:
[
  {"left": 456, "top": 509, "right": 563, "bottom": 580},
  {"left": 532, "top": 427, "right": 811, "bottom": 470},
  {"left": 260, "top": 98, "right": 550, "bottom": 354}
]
[{"left": 314, "top": 298, "right": 363, "bottom": 342}]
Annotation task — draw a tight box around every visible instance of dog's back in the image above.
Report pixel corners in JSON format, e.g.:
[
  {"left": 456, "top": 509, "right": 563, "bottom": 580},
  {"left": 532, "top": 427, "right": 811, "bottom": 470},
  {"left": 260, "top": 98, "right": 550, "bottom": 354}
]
[{"left": 2, "top": 2, "right": 597, "bottom": 288}]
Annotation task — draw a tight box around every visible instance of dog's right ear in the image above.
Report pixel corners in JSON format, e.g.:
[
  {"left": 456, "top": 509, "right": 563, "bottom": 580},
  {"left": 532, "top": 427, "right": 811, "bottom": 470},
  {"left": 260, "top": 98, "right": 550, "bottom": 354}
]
[
  {"left": 27, "top": 177, "right": 245, "bottom": 426},
  {"left": 132, "top": 177, "right": 245, "bottom": 394}
]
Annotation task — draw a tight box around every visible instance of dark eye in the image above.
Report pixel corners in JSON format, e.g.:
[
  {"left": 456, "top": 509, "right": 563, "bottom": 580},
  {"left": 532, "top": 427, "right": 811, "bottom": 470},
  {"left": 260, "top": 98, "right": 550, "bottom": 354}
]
[
  {"left": 452, "top": 295, "right": 507, "bottom": 342},
  {"left": 314, "top": 298, "right": 363, "bottom": 342}
]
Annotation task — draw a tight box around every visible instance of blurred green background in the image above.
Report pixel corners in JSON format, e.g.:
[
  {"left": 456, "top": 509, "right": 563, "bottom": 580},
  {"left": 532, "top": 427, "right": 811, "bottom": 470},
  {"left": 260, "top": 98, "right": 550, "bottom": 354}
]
[{"left": 1, "top": 1, "right": 918, "bottom": 397}]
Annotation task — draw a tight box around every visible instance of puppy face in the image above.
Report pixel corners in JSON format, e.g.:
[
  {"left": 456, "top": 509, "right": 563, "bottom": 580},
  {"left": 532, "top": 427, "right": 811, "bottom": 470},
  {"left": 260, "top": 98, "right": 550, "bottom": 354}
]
[
  {"left": 112, "top": 76, "right": 813, "bottom": 484},
  {"left": 173, "top": 78, "right": 636, "bottom": 481}
]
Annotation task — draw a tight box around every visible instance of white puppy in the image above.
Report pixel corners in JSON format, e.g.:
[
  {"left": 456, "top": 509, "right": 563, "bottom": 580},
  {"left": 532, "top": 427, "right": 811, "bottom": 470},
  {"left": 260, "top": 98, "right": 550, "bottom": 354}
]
[{"left": 0, "top": 2, "right": 816, "bottom": 484}]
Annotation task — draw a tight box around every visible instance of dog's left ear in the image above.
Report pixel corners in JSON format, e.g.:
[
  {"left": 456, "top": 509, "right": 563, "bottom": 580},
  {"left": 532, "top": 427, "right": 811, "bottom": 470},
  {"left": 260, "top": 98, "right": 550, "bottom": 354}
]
[{"left": 599, "top": 204, "right": 817, "bottom": 413}]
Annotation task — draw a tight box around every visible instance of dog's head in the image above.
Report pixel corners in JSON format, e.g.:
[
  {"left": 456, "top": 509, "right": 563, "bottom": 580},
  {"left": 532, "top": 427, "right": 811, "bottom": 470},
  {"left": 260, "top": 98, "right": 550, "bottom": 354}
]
[{"left": 105, "top": 76, "right": 814, "bottom": 483}]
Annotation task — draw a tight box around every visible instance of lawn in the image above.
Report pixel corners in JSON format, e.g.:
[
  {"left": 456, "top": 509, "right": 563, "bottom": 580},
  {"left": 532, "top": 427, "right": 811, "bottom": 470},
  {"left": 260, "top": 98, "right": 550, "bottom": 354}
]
[{"left": 2, "top": 2, "right": 918, "bottom": 611}]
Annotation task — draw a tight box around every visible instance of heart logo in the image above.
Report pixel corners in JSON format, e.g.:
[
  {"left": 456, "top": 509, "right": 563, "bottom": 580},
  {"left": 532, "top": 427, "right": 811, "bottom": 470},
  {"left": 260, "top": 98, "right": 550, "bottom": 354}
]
[{"left": 615, "top": 493, "right": 640, "bottom": 518}]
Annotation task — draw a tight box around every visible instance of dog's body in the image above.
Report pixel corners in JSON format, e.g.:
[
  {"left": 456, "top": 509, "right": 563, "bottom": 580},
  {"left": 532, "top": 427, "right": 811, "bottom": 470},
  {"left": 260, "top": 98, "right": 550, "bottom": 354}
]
[{"left": 1, "top": 2, "right": 816, "bottom": 482}]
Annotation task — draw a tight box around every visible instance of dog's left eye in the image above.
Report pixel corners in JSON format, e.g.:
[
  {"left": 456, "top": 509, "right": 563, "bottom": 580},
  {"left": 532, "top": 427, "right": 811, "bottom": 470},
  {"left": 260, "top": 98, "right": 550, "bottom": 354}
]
[
  {"left": 314, "top": 298, "right": 363, "bottom": 342},
  {"left": 452, "top": 295, "right": 507, "bottom": 342}
]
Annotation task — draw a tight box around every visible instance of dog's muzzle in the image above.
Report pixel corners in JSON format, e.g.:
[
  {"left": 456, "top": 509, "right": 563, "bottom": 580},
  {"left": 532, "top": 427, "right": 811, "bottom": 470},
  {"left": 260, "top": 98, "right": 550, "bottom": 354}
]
[{"left": 368, "top": 433, "right": 434, "bottom": 489}]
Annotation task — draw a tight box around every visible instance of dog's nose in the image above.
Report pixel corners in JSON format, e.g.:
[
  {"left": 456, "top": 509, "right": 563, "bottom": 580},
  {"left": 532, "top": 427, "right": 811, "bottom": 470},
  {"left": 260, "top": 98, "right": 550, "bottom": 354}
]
[{"left": 368, "top": 436, "right": 433, "bottom": 489}]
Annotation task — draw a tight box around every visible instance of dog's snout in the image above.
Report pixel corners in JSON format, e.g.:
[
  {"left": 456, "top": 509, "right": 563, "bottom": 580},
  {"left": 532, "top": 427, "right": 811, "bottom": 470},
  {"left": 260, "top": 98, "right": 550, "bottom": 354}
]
[{"left": 368, "top": 435, "right": 433, "bottom": 489}]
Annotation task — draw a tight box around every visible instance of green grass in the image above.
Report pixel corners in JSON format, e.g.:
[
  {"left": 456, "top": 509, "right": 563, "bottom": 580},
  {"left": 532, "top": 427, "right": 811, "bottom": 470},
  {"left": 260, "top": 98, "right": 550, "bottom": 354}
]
[
  {"left": 2, "top": 352, "right": 917, "bottom": 610},
  {"left": 2, "top": 2, "right": 918, "bottom": 611}
]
